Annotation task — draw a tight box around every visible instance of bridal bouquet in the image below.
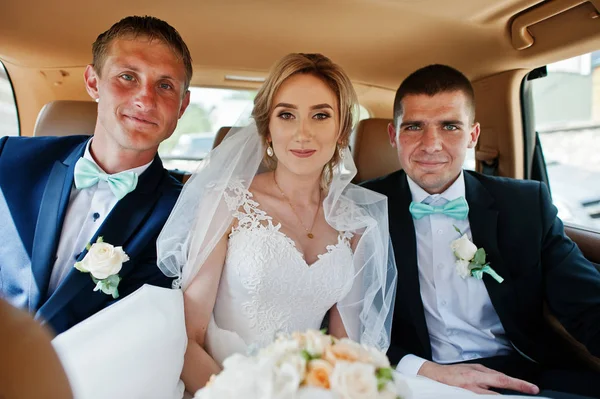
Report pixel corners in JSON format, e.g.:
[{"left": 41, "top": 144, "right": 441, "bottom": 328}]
[{"left": 195, "top": 330, "right": 411, "bottom": 399}]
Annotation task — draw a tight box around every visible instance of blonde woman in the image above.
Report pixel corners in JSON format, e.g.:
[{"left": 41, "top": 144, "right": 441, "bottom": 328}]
[{"left": 157, "top": 53, "right": 397, "bottom": 393}]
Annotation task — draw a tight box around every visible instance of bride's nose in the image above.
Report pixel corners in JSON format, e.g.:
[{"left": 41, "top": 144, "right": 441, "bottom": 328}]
[{"left": 294, "top": 119, "right": 312, "bottom": 142}]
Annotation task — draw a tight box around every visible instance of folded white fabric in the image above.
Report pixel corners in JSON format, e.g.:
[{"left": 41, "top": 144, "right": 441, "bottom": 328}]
[{"left": 52, "top": 285, "right": 187, "bottom": 399}]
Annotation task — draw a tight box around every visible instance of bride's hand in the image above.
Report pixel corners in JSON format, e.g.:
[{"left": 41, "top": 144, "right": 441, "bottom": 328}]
[{"left": 418, "top": 361, "right": 539, "bottom": 395}]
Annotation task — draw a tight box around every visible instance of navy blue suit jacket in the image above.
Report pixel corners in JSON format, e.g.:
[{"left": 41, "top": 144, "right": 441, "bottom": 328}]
[
  {"left": 362, "top": 170, "right": 600, "bottom": 367},
  {"left": 0, "top": 135, "right": 181, "bottom": 334}
]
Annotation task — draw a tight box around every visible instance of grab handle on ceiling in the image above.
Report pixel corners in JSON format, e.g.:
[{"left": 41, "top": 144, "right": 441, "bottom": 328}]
[{"left": 511, "top": 0, "right": 600, "bottom": 50}]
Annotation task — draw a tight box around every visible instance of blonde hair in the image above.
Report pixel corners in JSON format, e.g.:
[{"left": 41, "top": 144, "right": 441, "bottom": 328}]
[{"left": 252, "top": 53, "right": 359, "bottom": 187}]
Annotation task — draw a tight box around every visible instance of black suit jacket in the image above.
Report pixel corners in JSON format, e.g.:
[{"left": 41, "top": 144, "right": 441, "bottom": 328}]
[
  {"left": 0, "top": 135, "right": 181, "bottom": 334},
  {"left": 362, "top": 170, "right": 600, "bottom": 367}
]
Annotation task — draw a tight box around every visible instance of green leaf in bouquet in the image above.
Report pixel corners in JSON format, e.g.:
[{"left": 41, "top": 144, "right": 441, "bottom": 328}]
[
  {"left": 473, "top": 247, "right": 486, "bottom": 265},
  {"left": 301, "top": 350, "right": 312, "bottom": 361},
  {"left": 377, "top": 367, "right": 394, "bottom": 380},
  {"left": 376, "top": 367, "right": 394, "bottom": 390},
  {"left": 301, "top": 349, "right": 320, "bottom": 361}
]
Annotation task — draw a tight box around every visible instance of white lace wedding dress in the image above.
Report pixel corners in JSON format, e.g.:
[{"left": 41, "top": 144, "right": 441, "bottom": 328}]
[{"left": 205, "top": 184, "right": 355, "bottom": 365}]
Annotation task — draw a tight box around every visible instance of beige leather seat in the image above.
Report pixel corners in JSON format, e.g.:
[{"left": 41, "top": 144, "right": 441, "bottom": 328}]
[
  {"left": 34, "top": 100, "right": 97, "bottom": 137},
  {"left": 351, "top": 118, "right": 400, "bottom": 183},
  {"left": 212, "top": 126, "right": 231, "bottom": 148}
]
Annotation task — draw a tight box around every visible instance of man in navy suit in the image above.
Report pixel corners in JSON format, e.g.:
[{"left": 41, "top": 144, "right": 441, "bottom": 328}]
[
  {"left": 362, "top": 64, "right": 600, "bottom": 398},
  {"left": 0, "top": 16, "right": 191, "bottom": 335}
]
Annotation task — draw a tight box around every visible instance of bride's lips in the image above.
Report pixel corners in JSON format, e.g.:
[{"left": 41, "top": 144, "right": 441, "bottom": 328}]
[{"left": 290, "top": 149, "right": 316, "bottom": 158}]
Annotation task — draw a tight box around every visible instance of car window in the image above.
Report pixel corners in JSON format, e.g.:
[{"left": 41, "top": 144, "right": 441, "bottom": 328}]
[
  {"left": 160, "top": 88, "right": 372, "bottom": 173},
  {"left": 159, "top": 87, "right": 256, "bottom": 172},
  {"left": 0, "top": 61, "right": 19, "bottom": 137},
  {"left": 530, "top": 51, "right": 600, "bottom": 231}
]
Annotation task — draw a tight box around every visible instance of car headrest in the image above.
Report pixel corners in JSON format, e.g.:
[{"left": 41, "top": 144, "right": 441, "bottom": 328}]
[
  {"left": 213, "top": 126, "right": 232, "bottom": 148},
  {"left": 34, "top": 100, "right": 97, "bottom": 137},
  {"left": 352, "top": 118, "right": 401, "bottom": 183}
]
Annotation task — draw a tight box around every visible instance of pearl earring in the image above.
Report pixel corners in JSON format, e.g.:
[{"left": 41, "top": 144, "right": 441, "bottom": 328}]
[{"left": 266, "top": 144, "right": 274, "bottom": 157}]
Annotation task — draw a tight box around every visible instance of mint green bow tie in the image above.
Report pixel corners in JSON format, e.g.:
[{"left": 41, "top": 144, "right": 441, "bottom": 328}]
[
  {"left": 74, "top": 158, "right": 138, "bottom": 200},
  {"left": 409, "top": 196, "right": 469, "bottom": 220}
]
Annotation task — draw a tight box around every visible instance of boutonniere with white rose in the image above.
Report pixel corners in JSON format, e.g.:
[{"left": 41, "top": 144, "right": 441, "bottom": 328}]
[
  {"left": 74, "top": 236, "right": 129, "bottom": 298},
  {"left": 451, "top": 227, "right": 504, "bottom": 283}
]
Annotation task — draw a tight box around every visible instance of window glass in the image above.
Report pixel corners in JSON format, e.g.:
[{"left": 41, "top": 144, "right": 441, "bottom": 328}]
[
  {"left": 0, "top": 61, "right": 19, "bottom": 137},
  {"left": 159, "top": 88, "right": 256, "bottom": 171},
  {"left": 531, "top": 51, "right": 600, "bottom": 230}
]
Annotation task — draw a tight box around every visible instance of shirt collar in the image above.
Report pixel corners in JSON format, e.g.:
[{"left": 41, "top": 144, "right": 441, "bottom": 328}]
[
  {"left": 407, "top": 170, "right": 466, "bottom": 203},
  {"left": 83, "top": 139, "right": 153, "bottom": 176}
]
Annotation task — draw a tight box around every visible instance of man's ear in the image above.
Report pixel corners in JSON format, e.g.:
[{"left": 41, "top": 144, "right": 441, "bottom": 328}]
[
  {"left": 179, "top": 90, "right": 191, "bottom": 118},
  {"left": 387, "top": 122, "right": 398, "bottom": 148},
  {"left": 467, "top": 122, "right": 481, "bottom": 148},
  {"left": 84, "top": 65, "right": 100, "bottom": 101}
]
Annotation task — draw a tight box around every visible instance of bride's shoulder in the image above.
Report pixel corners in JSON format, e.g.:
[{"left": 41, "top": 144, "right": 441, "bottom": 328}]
[
  {"left": 222, "top": 178, "right": 254, "bottom": 210},
  {"left": 223, "top": 175, "right": 273, "bottom": 219},
  {"left": 248, "top": 172, "right": 273, "bottom": 193}
]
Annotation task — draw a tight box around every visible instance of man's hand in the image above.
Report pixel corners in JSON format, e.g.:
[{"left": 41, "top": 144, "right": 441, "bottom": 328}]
[{"left": 418, "top": 361, "right": 540, "bottom": 395}]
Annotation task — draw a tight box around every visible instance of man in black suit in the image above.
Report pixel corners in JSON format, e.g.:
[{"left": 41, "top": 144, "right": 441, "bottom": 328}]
[{"left": 362, "top": 64, "right": 600, "bottom": 398}]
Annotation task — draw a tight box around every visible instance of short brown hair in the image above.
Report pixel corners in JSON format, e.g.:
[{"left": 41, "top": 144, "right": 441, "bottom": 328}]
[
  {"left": 252, "top": 53, "right": 358, "bottom": 185},
  {"left": 393, "top": 64, "right": 475, "bottom": 126},
  {"left": 92, "top": 15, "right": 193, "bottom": 90}
]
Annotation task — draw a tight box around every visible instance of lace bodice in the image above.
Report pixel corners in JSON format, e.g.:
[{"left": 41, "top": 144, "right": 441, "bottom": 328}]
[{"left": 205, "top": 181, "right": 355, "bottom": 365}]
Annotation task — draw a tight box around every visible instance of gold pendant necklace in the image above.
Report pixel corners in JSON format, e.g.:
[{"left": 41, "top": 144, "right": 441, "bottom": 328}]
[{"left": 273, "top": 174, "right": 320, "bottom": 239}]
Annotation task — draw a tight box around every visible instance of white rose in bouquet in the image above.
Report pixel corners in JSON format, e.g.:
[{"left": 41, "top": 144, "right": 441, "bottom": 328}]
[
  {"left": 296, "top": 329, "right": 333, "bottom": 357},
  {"left": 196, "top": 354, "right": 275, "bottom": 399},
  {"left": 324, "top": 338, "right": 370, "bottom": 365},
  {"left": 273, "top": 360, "right": 303, "bottom": 398},
  {"left": 362, "top": 345, "right": 391, "bottom": 369},
  {"left": 330, "top": 361, "right": 378, "bottom": 399},
  {"left": 278, "top": 353, "right": 307, "bottom": 382}
]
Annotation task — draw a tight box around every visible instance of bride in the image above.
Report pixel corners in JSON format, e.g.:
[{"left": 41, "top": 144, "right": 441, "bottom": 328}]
[{"left": 156, "top": 53, "right": 398, "bottom": 393}]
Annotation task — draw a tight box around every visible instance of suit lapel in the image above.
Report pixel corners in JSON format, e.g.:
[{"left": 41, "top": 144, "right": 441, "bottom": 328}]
[
  {"left": 390, "top": 171, "right": 431, "bottom": 358},
  {"left": 37, "top": 155, "right": 166, "bottom": 323},
  {"left": 464, "top": 172, "right": 517, "bottom": 333},
  {"left": 30, "top": 140, "right": 87, "bottom": 311}
]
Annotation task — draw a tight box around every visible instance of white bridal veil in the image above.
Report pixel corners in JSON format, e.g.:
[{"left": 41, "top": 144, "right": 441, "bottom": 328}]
[{"left": 156, "top": 115, "right": 397, "bottom": 351}]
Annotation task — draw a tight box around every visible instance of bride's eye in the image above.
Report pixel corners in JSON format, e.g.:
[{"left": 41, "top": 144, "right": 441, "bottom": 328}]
[
  {"left": 313, "top": 112, "right": 330, "bottom": 120},
  {"left": 278, "top": 112, "right": 294, "bottom": 120}
]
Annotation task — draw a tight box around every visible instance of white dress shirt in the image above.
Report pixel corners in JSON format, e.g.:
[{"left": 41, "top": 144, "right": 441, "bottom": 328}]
[
  {"left": 47, "top": 140, "right": 151, "bottom": 295},
  {"left": 397, "top": 171, "right": 512, "bottom": 376}
]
